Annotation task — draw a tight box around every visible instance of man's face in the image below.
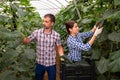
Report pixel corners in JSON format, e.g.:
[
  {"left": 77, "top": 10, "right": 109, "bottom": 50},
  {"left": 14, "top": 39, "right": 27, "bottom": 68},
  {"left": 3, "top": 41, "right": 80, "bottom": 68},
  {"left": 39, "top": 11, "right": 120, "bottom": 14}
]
[{"left": 42, "top": 17, "right": 54, "bottom": 29}]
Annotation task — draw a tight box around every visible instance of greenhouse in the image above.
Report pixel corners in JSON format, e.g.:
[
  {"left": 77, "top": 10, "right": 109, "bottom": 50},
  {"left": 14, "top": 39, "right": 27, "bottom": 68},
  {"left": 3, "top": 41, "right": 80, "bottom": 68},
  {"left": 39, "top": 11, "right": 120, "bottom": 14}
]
[{"left": 0, "top": 0, "right": 120, "bottom": 80}]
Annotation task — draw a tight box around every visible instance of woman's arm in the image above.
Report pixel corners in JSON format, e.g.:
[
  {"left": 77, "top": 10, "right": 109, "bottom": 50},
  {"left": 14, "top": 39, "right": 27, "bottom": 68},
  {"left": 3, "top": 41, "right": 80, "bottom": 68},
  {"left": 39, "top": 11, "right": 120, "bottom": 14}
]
[
  {"left": 79, "top": 23, "right": 97, "bottom": 40},
  {"left": 88, "top": 35, "right": 96, "bottom": 46},
  {"left": 78, "top": 31, "right": 93, "bottom": 40}
]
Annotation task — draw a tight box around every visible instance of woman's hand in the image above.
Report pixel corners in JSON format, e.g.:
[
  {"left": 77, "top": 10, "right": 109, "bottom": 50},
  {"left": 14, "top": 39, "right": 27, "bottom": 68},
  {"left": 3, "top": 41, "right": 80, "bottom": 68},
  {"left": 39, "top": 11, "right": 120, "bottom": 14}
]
[{"left": 93, "top": 27, "right": 103, "bottom": 36}]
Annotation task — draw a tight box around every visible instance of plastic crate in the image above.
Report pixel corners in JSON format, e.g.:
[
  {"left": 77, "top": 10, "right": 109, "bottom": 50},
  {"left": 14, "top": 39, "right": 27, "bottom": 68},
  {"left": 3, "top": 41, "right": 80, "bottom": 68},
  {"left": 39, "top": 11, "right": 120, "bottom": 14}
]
[{"left": 60, "top": 59, "right": 95, "bottom": 80}]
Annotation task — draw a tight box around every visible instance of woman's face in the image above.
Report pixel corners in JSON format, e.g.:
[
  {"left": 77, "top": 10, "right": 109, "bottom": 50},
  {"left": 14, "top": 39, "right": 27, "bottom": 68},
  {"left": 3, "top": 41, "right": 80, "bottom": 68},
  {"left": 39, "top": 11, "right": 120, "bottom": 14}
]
[{"left": 69, "top": 23, "right": 79, "bottom": 35}]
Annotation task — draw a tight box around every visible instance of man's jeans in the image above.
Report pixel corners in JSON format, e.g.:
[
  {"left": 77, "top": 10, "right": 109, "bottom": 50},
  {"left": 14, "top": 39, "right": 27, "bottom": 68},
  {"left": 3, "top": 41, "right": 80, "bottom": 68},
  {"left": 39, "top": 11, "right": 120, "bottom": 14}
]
[{"left": 35, "top": 63, "right": 56, "bottom": 80}]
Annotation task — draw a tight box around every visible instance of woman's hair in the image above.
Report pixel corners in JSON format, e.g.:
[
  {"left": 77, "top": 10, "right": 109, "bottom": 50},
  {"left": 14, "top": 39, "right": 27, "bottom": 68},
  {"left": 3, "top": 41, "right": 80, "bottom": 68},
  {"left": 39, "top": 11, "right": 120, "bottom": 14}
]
[{"left": 65, "top": 20, "right": 76, "bottom": 34}]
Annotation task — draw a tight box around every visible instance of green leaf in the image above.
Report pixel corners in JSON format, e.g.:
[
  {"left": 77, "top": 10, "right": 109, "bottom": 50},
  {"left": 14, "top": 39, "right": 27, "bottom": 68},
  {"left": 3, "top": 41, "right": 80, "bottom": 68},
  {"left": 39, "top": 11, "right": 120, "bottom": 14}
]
[
  {"left": 103, "top": 10, "right": 114, "bottom": 19},
  {"left": 108, "top": 50, "right": 120, "bottom": 72},
  {"left": 17, "top": 8, "right": 25, "bottom": 17},
  {"left": 96, "top": 57, "right": 109, "bottom": 74},
  {"left": 108, "top": 32, "right": 120, "bottom": 42},
  {"left": 103, "top": 10, "right": 120, "bottom": 19},
  {"left": 0, "top": 70, "right": 17, "bottom": 80},
  {"left": 0, "top": 28, "right": 24, "bottom": 41},
  {"left": 18, "top": 76, "right": 32, "bottom": 80},
  {"left": 109, "top": 50, "right": 120, "bottom": 60},
  {"left": 91, "top": 49, "right": 101, "bottom": 60},
  {"left": 61, "top": 4, "right": 74, "bottom": 14},
  {"left": 111, "top": 79, "right": 120, "bottom": 80},
  {"left": 109, "top": 58, "right": 120, "bottom": 72},
  {"left": 3, "top": 49, "right": 19, "bottom": 60},
  {"left": 6, "top": 39, "right": 22, "bottom": 48},
  {"left": 20, "top": 0, "right": 30, "bottom": 6},
  {"left": 97, "top": 74, "right": 106, "bottom": 80},
  {"left": 0, "top": 15, "right": 9, "bottom": 23},
  {"left": 98, "top": 30, "right": 108, "bottom": 42},
  {"left": 114, "top": 0, "right": 120, "bottom": 6},
  {"left": 24, "top": 48, "right": 35, "bottom": 59},
  {"left": 15, "top": 65, "right": 28, "bottom": 72},
  {"left": 82, "top": 4, "right": 94, "bottom": 13},
  {"left": 81, "top": 18, "right": 93, "bottom": 24}
]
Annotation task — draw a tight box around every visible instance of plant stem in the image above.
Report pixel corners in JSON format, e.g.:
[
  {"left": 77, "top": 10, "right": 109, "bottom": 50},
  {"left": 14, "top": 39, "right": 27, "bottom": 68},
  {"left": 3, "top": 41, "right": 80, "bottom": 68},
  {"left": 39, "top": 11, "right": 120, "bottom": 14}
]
[{"left": 73, "top": 0, "right": 81, "bottom": 20}]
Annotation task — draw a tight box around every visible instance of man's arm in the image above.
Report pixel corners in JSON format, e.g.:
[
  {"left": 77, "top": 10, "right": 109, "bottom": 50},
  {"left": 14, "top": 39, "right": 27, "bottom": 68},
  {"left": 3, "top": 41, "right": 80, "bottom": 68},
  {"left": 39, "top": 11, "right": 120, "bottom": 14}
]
[
  {"left": 23, "top": 30, "right": 38, "bottom": 44},
  {"left": 57, "top": 45, "right": 64, "bottom": 56}
]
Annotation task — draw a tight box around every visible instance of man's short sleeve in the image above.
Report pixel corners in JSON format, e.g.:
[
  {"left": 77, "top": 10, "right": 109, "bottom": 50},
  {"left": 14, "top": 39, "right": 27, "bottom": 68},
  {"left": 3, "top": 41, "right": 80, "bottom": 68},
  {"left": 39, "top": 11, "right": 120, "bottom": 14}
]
[
  {"left": 28, "top": 30, "right": 38, "bottom": 42},
  {"left": 56, "top": 34, "right": 62, "bottom": 46}
]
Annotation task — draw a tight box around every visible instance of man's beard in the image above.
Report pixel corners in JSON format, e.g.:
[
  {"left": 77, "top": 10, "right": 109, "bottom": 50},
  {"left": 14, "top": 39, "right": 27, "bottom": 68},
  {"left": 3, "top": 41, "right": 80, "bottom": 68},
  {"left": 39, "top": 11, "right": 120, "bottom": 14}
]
[
  {"left": 44, "top": 27, "right": 50, "bottom": 29},
  {"left": 43, "top": 24, "right": 50, "bottom": 29}
]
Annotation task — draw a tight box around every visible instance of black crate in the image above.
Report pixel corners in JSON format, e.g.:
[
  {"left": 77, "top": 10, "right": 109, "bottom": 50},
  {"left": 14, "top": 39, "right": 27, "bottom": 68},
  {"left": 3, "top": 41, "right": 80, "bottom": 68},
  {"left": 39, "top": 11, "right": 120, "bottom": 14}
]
[
  {"left": 64, "top": 75, "right": 92, "bottom": 80},
  {"left": 60, "top": 59, "right": 95, "bottom": 80}
]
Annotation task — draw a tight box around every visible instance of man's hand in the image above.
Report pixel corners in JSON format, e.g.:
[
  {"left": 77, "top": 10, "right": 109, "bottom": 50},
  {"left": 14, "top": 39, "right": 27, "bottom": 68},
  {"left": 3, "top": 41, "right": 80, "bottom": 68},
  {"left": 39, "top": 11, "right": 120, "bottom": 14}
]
[
  {"left": 23, "top": 38, "right": 30, "bottom": 44},
  {"left": 60, "top": 54, "right": 65, "bottom": 61},
  {"left": 60, "top": 54, "right": 73, "bottom": 63},
  {"left": 94, "top": 27, "right": 103, "bottom": 36}
]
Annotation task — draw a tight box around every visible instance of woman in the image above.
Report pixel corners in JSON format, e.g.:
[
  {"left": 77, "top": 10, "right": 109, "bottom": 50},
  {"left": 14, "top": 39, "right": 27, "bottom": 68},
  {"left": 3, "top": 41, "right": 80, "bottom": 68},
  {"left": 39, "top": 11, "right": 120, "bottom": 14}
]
[{"left": 65, "top": 20, "right": 103, "bottom": 62}]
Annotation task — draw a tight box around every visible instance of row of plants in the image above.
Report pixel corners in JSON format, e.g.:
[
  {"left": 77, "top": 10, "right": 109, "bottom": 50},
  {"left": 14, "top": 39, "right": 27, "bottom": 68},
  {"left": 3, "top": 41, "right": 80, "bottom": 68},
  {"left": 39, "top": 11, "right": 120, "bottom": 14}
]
[
  {"left": 54, "top": 0, "right": 120, "bottom": 80},
  {"left": 0, "top": 0, "right": 41, "bottom": 80}
]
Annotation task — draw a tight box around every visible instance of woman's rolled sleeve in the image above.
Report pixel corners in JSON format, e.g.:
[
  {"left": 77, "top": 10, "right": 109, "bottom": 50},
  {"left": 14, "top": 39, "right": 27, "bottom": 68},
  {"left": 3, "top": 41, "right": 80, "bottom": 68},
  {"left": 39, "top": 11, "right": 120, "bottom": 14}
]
[
  {"left": 69, "top": 38, "right": 91, "bottom": 51},
  {"left": 79, "top": 30, "right": 94, "bottom": 40}
]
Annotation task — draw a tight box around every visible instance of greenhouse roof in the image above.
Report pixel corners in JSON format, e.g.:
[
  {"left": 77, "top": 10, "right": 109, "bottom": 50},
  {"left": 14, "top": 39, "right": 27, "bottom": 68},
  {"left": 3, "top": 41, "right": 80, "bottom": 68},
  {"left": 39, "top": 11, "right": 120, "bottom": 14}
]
[{"left": 30, "top": 0, "right": 72, "bottom": 18}]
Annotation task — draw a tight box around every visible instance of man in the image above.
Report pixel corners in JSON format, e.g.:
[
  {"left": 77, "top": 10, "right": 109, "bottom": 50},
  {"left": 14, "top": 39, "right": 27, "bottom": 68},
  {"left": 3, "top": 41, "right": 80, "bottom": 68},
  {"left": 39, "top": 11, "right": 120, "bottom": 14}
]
[{"left": 23, "top": 14, "right": 64, "bottom": 80}]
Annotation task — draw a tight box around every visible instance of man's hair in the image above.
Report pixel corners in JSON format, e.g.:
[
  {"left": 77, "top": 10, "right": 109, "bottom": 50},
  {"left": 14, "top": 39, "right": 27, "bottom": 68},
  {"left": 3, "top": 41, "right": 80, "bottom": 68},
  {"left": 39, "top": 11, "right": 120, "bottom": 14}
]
[{"left": 44, "top": 14, "right": 55, "bottom": 23}]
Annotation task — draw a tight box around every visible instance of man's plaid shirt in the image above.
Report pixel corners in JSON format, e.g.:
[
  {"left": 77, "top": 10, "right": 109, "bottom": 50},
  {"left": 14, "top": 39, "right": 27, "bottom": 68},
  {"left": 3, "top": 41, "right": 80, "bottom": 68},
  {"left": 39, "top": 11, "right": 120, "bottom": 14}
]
[{"left": 28, "top": 28, "right": 61, "bottom": 66}]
